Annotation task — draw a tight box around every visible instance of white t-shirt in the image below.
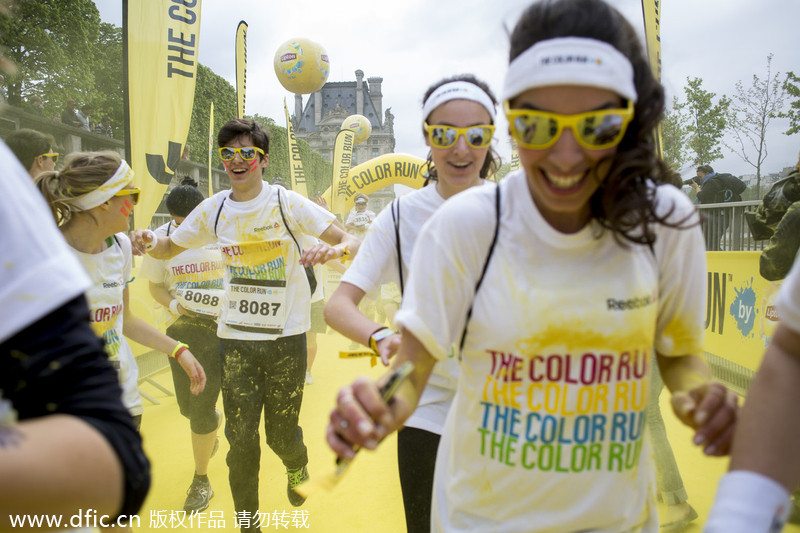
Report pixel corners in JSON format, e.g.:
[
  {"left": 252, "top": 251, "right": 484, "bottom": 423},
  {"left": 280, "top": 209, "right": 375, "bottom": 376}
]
[
  {"left": 343, "top": 182, "right": 493, "bottom": 434},
  {"left": 395, "top": 170, "right": 706, "bottom": 533},
  {"left": 170, "top": 183, "right": 335, "bottom": 341},
  {"left": 0, "top": 142, "right": 91, "bottom": 343},
  {"left": 72, "top": 233, "right": 142, "bottom": 417},
  {"left": 776, "top": 256, "right": 800, "bottom": 332},
  {"left": 345, "top": 207, "right": 376, "bottom": 239},
  {"left": 140, "top": 221, "right": 225, "bottom": 326}
]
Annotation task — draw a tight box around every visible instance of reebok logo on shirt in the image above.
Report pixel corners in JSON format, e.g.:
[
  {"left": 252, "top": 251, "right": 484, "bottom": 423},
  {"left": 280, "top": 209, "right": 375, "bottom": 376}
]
[{"left": 606, "top": 294, "right": 654, "bottom": 311}]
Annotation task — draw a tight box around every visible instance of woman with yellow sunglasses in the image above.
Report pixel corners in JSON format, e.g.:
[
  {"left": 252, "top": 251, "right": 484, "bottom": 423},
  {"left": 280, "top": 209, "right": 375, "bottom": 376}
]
[
  {"left": 35, "top": 152, "right": 207, "bottom": 443},
  {"left": 325, "top": 74, "right": 500, "bottom": 533},
  {"left": 328, "top": 1, "right": 738, "bottom": 531}
]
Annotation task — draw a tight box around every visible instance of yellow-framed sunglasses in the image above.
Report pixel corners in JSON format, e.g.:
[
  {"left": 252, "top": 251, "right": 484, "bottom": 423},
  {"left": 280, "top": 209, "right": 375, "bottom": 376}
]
[
  {"left": 504, "top": 100, "right": 634, "bottom": 150},
  {"left": 113, "top": 187, "right": 141, "bottom": 205},
  {"left": 218, "top": 146, "right": 265, "bottom": 161},
  {"left": 39, "top": 152, "right": 60, "bottom": 163},
  {"left": 423, "top": 123, "right": 495, "bottom": 149}
]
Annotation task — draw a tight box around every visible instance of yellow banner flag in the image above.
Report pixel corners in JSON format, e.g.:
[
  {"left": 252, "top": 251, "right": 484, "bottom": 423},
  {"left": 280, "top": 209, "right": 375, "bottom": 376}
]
[
  {"left": 641, "top": 0, "right": 663, "bottom": 157},
  {"left": 283, "top": 99, "right": 309, "bottom": 197},
  {"left": 125, "top": 0, "right": 201, "bottom": 228},
  {"left": 331, "top": 129, "right": 355, "bottom": 215},
  {"left": 235, "top": 21, "right": 248, "bottom": 119},
  {"left": 208, "top": 100, "right": 214, "bottom": 197}
]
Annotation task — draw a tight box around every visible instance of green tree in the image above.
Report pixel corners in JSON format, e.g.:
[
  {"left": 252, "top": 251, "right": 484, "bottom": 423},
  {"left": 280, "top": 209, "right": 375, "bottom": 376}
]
[
  {"left": 676, "top": 77, "right": 730, "bottom": 166},
  {"left": 725, "top": 54, "right": 787, "bottom": 196},
  {"left": 90, "top": 23, "right": 124, "bottom": 139},
  {"left": 185, "top": 64, "right": 237, "bottom": 170},
  {"left": 781, "top": 71, "right": 800, "bottom": 135},
  {"left": 0, "top": 0, "right": 101, "bottom": 111},
  {"left": 661, "top": 96, "right": 690, "bottom": 171}
]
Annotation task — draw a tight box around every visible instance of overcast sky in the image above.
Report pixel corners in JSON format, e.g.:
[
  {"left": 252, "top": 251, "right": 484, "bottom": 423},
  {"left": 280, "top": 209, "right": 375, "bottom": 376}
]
[{"left": 95, "top": 0, "right": 799, "bottom": 180}]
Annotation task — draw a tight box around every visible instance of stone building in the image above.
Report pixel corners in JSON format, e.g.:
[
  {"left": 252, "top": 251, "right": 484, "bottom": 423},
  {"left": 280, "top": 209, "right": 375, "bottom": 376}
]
[{"left": 292, "top": 69, "right": 396, "bottom": 211}]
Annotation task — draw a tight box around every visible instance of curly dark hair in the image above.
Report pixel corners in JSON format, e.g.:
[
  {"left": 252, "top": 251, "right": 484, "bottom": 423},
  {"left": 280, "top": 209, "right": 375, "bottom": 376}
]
[
  {"left": 421, "top": 74, "right": 502, "bottom": 184},
  {"left": 509, "top": 0, "right": 690, "bottom": 246}
]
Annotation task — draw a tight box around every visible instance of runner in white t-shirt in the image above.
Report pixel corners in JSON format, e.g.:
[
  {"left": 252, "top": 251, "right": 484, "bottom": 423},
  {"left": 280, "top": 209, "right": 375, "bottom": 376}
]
[
  {"left": 325, "top": 75, "right": 501, "bottom": 533},
  {"left": 328, "top": 2, "right": 739, "bottom": 531},
  {"left": 131, "top": 118, "right": 360, "bottom": 527},
  {"left": 35, "top": 151, "right": 206, "bottom": 427},
  {"left": 35, "top": 151, "right": 206, "bottom": 533},
  {"left": 0, "top": 141, "right": 150, "bottom": 528},
  {"left": 706, "top": 250, "right": 800, "bottom": 531},
  {"left": 140, "top": 178, "right": 225, "bottom": 514}
]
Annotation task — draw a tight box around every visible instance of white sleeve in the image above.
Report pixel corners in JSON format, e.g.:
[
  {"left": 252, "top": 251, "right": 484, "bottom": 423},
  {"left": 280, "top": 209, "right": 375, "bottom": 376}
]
[
  {"left": 170, "top": 196, "right": 218, "bottom": 249},
  {"left": 341, "top": 207, "right": 400, "bottom": 297},
  {"left": 653, "top": 187, "right": 707, "bottom": 357},
  {"left": 394, "top": 189, "right": 496, "bottom": 361},
  {"left": 284, "top": 189, "right": 336, "bottom": 238},
  {"left": 776, "top": 257, "right": 800, "bottom": 333},
  {"left": 0, "top": 142, "right": 91, "bottom": 342}
]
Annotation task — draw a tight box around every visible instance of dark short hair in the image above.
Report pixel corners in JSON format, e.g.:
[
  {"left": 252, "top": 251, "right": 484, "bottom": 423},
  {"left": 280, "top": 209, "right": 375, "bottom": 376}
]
[
  {"left": 697, "top": 164, "right": 714, "bottom": 175},
  {"left": 217, "top": 118, "right": 269, "bottom": 159},
  {"left": 166, "top": 177, "right": 204, "bottom": 217},
  {"left": 5, "top": 128, "right": 54, "bottom": 170}
]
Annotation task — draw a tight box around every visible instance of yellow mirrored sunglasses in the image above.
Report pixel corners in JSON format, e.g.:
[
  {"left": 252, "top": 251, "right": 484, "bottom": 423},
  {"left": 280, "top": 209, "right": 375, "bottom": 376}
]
[
  {"left": 504, "top": 100, "right": 634, "bottom": 150},
  {"left": 423, "top": 123, "right": 495, "bottom": 149}
]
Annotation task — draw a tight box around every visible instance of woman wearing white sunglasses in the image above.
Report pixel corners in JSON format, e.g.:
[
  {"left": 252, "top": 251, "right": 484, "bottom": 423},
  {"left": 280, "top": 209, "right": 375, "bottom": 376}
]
[
  {"left": 324, "top": 74, "right": 500, "bottom": 532},
  {"left": 327, "top": 0, "right": 739, "bottom": 531}
]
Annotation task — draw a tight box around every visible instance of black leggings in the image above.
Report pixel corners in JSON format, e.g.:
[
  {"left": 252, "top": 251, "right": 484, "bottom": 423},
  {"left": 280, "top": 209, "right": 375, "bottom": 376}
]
[{"left": 397, "top": 427, "right": 441, "bottom": 533}]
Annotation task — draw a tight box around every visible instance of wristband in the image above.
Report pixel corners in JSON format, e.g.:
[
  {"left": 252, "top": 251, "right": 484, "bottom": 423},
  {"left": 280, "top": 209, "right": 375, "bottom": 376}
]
[
  {"left": 339, "top": 245, "right": 350, "bottom": 263},
  {"left": 169, "top": 299, "right": 180, "bottom": 316},
  {"left": 705, "top": 471, "right": 790, "bottom": 533},
  {"left": 170, "top": 342, "right": 189, "bottom": 360},
  {"left": 368, "top": 327, "right": 395, "bottom": 354},
  {"left": 142, "top": 229, "right": 157, "bottom": 251}
]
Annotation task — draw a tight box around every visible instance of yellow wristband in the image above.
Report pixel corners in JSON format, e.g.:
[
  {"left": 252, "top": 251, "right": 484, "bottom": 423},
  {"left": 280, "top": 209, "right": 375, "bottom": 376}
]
[
  {"left": 170, "top": 342, "right": 189, "bottom": 360},
  {"left": 339, "top": 245, "right": 350, "bottom": 263}
]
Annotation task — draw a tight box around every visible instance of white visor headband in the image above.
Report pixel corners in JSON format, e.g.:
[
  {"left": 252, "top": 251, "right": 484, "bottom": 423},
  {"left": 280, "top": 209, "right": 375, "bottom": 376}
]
[
  {"left": 71, "top": 160, "right": 135, "bottom": 211},
  {"left": 502, "top": 37, "right": 637, "bottom": 103},
  {"left": 422, "top": 81, "right": 497, "bottom": 121}
]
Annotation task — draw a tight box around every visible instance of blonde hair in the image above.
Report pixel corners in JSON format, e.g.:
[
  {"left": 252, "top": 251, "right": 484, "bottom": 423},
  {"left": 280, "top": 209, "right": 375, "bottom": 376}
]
[{"left": 35, "top": 151, "right": 122, "bottom": 226}]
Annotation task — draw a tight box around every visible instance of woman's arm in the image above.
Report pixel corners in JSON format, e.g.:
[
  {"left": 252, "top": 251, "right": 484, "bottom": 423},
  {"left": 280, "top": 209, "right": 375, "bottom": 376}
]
[
  {"left": 324, "top": 282, "right": 400, "bottom": 365},
  {"left": 657, "top": 352, "right": 738, "bottom": 456},
  {"left": 122, "top": 287, "right": 206, "bottom": 394},
  {"left": 327, "top": 328, "right": 435, "bottom": 460}
]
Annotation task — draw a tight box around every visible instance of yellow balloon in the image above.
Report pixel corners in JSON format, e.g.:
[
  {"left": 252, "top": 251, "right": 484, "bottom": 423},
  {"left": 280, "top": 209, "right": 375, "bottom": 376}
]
[
  {"left": 341, "top": 114, "right": 372, "bottom": 145},
  {"left": 273, "top": 38, "right": 330, "bottom": 94}
]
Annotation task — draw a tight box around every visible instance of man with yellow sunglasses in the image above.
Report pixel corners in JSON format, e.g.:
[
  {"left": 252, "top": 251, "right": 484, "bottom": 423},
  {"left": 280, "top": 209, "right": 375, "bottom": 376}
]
[{"left": 5, "top": 128, "right": 58, "bottom": 179}]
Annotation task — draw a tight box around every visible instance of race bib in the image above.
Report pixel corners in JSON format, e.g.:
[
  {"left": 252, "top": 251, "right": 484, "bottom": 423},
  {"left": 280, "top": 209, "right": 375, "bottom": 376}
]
[
  {"left": 225, "top": 279, "right": 287, "bottom": 334},
  {"left": 175, "top": 287, "right": 224, "bottom": 316}
]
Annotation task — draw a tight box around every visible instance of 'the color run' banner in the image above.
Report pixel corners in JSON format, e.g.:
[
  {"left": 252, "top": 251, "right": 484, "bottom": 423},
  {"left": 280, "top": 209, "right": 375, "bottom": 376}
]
[
  {"left": 330, "top": 129, "right": 355, "bottom": 215},
  {"left": 235, "top": 20, "right": 247, "bottom": 119},
  {"left": 703, "top": 252, "right": 782, "bottom": 372},
  {"left": 284, "top": 99, "right": 308, "bottom": 198},
  {"left": 641, "top": 0, "right": 663, "bottom": 156},
  {"left": 124, "top": 0, "right": 201, "bottom": 228},
  {"left": 322, "top": 152, "right": 428, "bottom": 216}
]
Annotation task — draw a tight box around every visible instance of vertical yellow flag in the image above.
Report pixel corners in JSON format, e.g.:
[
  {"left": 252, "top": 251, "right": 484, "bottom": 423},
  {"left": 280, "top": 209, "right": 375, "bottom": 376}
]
[
  {"left": 641, "top": 0, "right": 663, "bottom": 157},
  {"left": 125, "top": 0, "right": 201, "bottom": 228},
  {"left": 235, "top": 21, "right": 248, "bottom": 119},
  {"left": 284, "top": 99, "right": 309, "bottom": 197},
  {"left": 331, "top": 129, "right": 355, "bottom": 215},
  {"left": 208, "top": 100, "right": 214, "bottom": 197}
]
